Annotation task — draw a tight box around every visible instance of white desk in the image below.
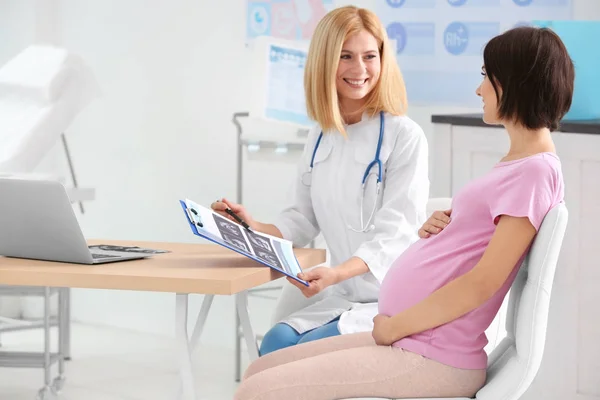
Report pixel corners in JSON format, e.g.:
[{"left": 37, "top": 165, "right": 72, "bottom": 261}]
[{"left": 0, "top": 239, "right": 326, "bottom": 400}]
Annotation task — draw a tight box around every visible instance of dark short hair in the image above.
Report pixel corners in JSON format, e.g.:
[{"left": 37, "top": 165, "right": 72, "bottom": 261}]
[{"left": 483, "top": 26, "right": 575, "bottom": 131}]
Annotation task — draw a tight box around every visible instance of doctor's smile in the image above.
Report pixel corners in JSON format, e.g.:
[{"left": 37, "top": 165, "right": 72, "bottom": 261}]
[{"left": 343, "top": 78, "right": 369, "bottom": 88}]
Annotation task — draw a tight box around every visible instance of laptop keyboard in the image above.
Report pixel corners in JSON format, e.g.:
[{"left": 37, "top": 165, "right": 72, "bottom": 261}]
[{"left": 91, "top": 253, "right": 120, "bottom": 259}]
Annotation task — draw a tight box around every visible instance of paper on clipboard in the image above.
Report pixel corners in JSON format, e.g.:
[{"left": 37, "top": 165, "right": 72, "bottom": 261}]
[{"left": 180, "top": 198, "right": 309, "bottom": 286}]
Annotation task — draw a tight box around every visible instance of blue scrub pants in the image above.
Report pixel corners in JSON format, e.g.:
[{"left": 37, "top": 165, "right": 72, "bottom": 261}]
[{"left": 259, "top": 316, "right": 341, "bottom": 356}]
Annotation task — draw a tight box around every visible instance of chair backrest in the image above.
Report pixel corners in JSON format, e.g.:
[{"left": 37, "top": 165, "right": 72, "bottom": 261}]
[{"left": 476, "top": 202, "right": 569, "bottom": 400}]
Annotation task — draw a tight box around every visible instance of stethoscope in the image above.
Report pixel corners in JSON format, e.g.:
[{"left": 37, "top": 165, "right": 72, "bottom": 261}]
[{"left": 301, "top": 111, "right": 384, "bottom": 233}]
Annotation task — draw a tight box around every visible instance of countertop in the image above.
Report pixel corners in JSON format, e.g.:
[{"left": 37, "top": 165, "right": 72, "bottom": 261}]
[{"left": 431, "top": 113, "right": 600, "bottom": 134}]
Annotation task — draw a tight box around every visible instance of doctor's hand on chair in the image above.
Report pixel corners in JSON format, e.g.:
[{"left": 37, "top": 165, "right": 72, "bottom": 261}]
[
  {"left": 287, "top": 267, "right": 340, "bottom": 298},
  {"left": 418, "top": 209, "right": 452, "bottom": 238}
]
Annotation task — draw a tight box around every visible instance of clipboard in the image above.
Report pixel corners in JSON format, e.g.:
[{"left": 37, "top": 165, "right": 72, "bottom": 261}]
[{"left": 179, "top": 200, "right": 309, "bottom": 287}]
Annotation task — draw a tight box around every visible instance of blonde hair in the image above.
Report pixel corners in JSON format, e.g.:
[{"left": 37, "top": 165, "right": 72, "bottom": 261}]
[{"left": 304, "top": 6, "right": 407, "bottom": 135}]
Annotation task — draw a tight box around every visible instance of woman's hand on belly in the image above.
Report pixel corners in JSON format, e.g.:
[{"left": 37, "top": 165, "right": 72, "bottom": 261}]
[
  {"left": 372, "top": 314, "right": 396, "bottom": 346},
  {"left": 418, "top": 209, "right": 451, "bottom": 238}
]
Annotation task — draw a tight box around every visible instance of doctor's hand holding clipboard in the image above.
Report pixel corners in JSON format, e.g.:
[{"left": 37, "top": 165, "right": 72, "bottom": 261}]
[
  {"left": 212, "top": 198, "right": 339, "bottom": 296},
  {"left": 212, "top": 5, "right": 430, "bottom": 358}
]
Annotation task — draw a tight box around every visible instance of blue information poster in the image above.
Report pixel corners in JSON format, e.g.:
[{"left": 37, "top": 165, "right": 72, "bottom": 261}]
[
  {"left": 377, "top": 0, "right": 573, "bottom": 106},
  {"left": 265, "top": 44, "right": 312, "bottom": 126}
]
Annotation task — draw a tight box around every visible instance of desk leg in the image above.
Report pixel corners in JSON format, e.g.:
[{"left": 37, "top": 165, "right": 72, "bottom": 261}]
[
  {"left": 235, "top": 291, "right": 260, "bottom": 363},
  {"left": 63, "top": 287, "right": 71, "bottom": 360},
  {"left": 175, "top": 294, "right": 215, "bottom": 400},
  {"left": 176, "top": 294, "right": 196, "bottom": 400},
  {"left": 53, "top": 288, "right": 67, "bottom": 394},
  {"left": 235, "top": 309, "right": 242, "bottom": 382},
  {"left": 188, "top": 294, "right": 214, "bottom": 353}
]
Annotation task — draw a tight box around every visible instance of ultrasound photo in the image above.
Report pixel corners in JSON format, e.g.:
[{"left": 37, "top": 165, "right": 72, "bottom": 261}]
[
  {"left": 255, "top": 249, "right": 283, "bottom": 270},
  {"left": 212, "top": 212, "right": 283, "bottom": 270},
  {"left": 213, "top": 214, "right": 243, "bottom": 238},
  {"left": 221, "top": 232, "right": 250, "bottom": 253},
  {"left": 246, "top": 231, "right": 273, "bottom": 252}
]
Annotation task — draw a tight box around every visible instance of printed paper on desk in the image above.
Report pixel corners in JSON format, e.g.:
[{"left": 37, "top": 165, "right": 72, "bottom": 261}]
[{"left": 180, "top": 199, "right": 308, "bottom": 286}]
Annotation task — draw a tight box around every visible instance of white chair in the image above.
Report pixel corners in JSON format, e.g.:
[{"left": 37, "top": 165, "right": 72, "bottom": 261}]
[{"left": 344, "top": 201, "right": 569, "bottom": 400}]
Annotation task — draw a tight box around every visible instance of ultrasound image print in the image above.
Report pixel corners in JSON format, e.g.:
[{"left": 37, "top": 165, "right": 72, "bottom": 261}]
[
  {"left": 247, "top": 231, "right": 273, "bottom": 252},
  {"left": 213, "top": 214, "right": 243, "bottom": 238},
  {"left": 212, "top": 212, "right": 283, "bottom": 271},
  {"left": 221, "top": 232, "right": 250, "bottom": 253},
  {"left": 256, "top": 249, "right": 283, "bottom": 270}
]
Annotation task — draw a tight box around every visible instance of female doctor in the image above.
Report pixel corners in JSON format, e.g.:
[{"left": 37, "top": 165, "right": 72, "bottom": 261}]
[{"left": 212, "top": 5, "right": 429, "bottom": 356}]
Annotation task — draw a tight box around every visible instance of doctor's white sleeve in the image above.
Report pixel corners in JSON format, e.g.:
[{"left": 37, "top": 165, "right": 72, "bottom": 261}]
[
  {"left": 272, "top": 129, "right": 321, "bottom": 248},
  {"left": 352, "top": 123, "right": 430, "bottom": 283}
]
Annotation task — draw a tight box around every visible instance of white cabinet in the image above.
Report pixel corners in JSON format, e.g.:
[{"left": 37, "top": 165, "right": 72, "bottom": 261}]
[{"left": 431, "top": 121, "right": 600, "bottom": 400}]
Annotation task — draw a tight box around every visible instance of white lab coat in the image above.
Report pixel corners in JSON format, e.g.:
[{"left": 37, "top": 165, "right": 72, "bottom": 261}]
[{"left": 273, "top": 111, "right": 430, "bottom": 335}]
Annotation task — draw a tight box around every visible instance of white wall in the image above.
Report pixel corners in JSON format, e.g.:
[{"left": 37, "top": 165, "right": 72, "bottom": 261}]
[
  {"left": 2, "top": 0, "right": 599, "bottom": 350},
  {"left": 0, "top": 2, "right": 35, "bottom": 66}
]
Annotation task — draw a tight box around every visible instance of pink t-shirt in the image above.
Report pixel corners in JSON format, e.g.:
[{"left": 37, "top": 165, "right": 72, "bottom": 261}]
[{"left": 378, "top": 152, "right": 564, "bottom": 370}]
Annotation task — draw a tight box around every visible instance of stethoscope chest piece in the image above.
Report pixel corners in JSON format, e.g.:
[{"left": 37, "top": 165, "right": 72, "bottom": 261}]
[{"left": 301, "top": 170, "right": 312, "bottom": 186}]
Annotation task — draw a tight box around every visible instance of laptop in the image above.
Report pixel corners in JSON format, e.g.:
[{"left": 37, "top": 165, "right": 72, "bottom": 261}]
[{"left": 0, "top": 178, "right": 148, "bottom": 264}]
